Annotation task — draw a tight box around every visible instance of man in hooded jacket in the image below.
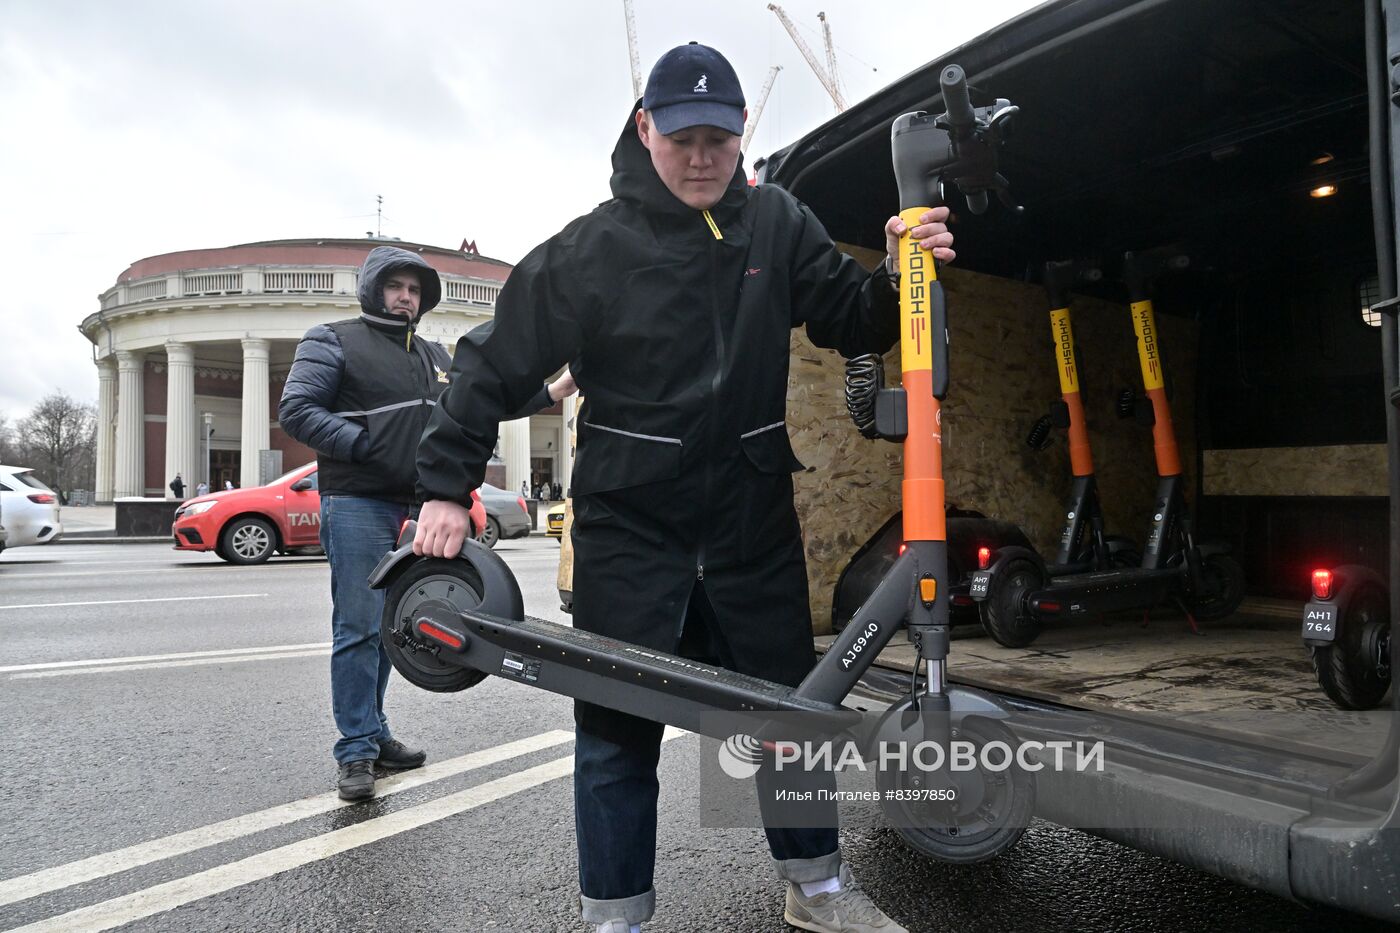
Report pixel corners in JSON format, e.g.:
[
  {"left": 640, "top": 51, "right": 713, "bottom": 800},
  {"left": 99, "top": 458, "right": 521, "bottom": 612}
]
[
  {"left": 413, "top": 44, "right": 953, "bottom": 932},
  {"left": 280, "top": 245, "right": 568, "bottom": 801}
]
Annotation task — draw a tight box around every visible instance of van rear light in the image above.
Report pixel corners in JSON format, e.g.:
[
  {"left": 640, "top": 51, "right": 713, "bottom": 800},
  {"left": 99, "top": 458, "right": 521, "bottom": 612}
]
[
  {"left": 898, "top": 543, "right": 907, "bottom": 556},
  {"left": 27, "top": 494, "right": 56, "bottom": 504},
  {"left": 1311, "top": 569, "right": 1333, "bottom": 600},
  {"left": 978, "top": 547, "right": 991, "bottom": 570}
]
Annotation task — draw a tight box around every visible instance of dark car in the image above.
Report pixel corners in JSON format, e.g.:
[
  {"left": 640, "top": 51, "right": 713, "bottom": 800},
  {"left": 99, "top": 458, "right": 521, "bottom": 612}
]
[{"left": 476, "top": 482, "right": 532, "bottom": 548}]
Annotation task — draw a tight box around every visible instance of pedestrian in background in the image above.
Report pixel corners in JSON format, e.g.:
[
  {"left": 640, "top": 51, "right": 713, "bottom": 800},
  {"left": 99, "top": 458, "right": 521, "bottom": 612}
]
[
  {"left": 281, "top": 244, "right": 571, "bottom": 802},
  {"left": 168, "top": 473, "right": 185, "bottom": 499}
]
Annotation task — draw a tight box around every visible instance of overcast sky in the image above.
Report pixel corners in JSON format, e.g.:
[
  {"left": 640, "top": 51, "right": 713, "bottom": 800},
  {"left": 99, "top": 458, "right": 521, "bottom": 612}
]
[{"left": 0, "top": 0, "right": 1040, "bottom": 425}]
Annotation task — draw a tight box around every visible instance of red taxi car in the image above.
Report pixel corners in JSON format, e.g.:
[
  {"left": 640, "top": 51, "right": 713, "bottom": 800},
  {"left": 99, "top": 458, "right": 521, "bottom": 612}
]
[{"left": 172, "top": 462, "right": 486, "bottom": 564}]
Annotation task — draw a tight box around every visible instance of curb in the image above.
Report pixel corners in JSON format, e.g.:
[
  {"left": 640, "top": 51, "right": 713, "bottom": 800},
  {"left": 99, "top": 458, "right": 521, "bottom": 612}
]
[{"left": 51, "top": 536, "right": 170, "bottom": 546}]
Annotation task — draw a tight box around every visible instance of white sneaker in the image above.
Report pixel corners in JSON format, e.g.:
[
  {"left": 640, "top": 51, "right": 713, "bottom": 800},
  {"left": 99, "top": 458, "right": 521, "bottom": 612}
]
[
  {"left": 784, "top": 864, "right": 907, "bottom": 932},
  {"left": 594, "top": 921, "right": 631, "bottom": 933}
]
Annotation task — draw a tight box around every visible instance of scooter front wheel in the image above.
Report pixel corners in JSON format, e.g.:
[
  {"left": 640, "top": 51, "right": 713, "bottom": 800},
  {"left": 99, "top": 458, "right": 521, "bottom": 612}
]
[
  {"left": 381, "top": 557, "right": 489, "bottom": 693},
  {"left": 875, "top": 705, "right": 1034, "bottom": 864}
]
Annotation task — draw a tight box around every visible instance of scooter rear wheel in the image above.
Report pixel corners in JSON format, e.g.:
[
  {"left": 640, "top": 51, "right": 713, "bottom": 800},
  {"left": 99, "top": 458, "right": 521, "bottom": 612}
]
[
  {"left": 980, "top": 559, "right": 1044, "bottom": 648},
  {"left": 1310, "top": 583, "right": 1392, "bottom": 710},
  {"left": 381, "top": 558, "right": 489, "bottom": 693},
  {"left": 1188, "top": 553, "right": 1246, "bottom": 622},
  {"left": 875, "top": 707, "right": 1033, "bottom": 863}
]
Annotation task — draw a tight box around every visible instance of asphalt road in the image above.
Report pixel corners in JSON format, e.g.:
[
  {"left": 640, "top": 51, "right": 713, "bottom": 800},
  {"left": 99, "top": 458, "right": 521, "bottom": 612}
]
[{"left": 0, "top": 540, "right": 1391, "bottom": 932}]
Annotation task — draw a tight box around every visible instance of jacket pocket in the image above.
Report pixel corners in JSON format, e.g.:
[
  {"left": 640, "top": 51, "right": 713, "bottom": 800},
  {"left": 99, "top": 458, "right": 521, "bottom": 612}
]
[
  {"left": 572, "top": 422, "right": 683, "bottom": 495},
  {"left": 739, "top": 421, "right": 805, "bottom": 474},
  {"left": 362, "top": 399, "right": 432, "bottom": 492}
]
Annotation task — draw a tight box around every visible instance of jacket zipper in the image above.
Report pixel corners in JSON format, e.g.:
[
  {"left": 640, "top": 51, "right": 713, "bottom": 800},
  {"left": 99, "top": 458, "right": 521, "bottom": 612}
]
[{"left": 696, "top": 211, "right": 727, "bottom": 585}]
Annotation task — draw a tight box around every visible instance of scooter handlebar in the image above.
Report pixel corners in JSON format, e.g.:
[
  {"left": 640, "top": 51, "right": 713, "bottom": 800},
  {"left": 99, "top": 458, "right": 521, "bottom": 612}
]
[{"left": 940, "top": 65, "right": 976, "bottom": 134}]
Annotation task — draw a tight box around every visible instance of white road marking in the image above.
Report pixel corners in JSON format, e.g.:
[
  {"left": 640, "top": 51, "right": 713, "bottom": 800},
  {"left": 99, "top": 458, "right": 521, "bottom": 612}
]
[
  {"left": 0, "top": 731, "right": 575, "bottom": 909},
  {"left": 0, "top": 643, "right": 333, "bottom": 674},
  {"left": 0, "top": 564, "right": 322, "bottom": 580},
  {"left": 10, "top": 759, "right": 577, "bottom": 933},
  {"left": 0, "top": 594, "right": 266, "bottom": 612},
  {"left": 9, "top": 649, "right": 331, "bottom": 679}
]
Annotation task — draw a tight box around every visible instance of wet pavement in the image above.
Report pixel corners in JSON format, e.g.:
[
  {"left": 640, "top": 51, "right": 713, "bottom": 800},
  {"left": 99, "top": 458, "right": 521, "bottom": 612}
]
[{"left": 0, "top": 541, "right": 1394, "bottom": 932}]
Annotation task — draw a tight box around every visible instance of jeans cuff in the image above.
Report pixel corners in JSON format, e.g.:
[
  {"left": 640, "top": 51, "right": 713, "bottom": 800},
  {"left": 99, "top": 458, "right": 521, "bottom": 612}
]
[
  {"left": 578, "top": 888, "right": 656, "bottom": 924},
  {"left": 771, "top": 848, "right": 842, "bottom": 884}
]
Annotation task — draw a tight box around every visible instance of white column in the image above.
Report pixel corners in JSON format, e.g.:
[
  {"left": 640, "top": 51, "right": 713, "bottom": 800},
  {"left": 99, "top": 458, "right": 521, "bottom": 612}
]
[
  {"left": 560, "top": 395, "right": 577, "bottom": 497},
  {"left": 163, "top": 342, "right": 197, "bottom": 498},
  {"left": 500, "top": 417, "right": 531, "bottom": 497},
  {"left": 95, "top": 358, "right": 117, "bottom": 503},
  {"left": 114, "top": 351, "right": 145, "bottom": 499},
  {"left": 240, "top": 338, "right": 271, "bottom": 487}
]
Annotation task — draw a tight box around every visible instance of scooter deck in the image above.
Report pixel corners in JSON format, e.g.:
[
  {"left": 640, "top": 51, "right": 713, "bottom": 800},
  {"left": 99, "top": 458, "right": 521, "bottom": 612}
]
[
  {"left": 411, "top": 605, "right": 858, "bottom": 740},
  {"left": 1033, "top": 566, "right": 1182, "bottom": 618}
]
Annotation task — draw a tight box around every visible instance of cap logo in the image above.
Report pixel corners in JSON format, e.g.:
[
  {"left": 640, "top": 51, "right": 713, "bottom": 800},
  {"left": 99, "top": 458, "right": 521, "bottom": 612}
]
[{"left": 693, "top": 74, "right": 708, "bottom": 93}]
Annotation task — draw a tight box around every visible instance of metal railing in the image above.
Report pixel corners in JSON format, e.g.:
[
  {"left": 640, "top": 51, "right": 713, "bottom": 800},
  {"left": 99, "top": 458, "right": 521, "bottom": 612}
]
[{"left": 101, "top": 268, "right": 499, "bottom": 310}]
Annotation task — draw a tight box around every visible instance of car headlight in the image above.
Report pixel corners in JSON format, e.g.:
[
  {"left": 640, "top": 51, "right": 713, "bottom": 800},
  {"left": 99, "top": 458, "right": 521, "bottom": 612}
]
[{"left": 181, "top": 500, "right": 219, "bottom": 516}]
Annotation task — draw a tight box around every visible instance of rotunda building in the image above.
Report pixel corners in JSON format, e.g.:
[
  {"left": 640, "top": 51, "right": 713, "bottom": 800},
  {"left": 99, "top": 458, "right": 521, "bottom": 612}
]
[{"left": 81, "top": 238, "right": 575, "bottom": 501}]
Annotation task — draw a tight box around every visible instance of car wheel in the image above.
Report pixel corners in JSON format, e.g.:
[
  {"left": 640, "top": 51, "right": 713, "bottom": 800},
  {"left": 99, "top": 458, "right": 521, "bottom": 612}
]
[
  {"left": 220, "top": 516, "right": 277, "bottom": 564},
  {"left": 477, "top": 516, "right": 501, "bottom": 549}
]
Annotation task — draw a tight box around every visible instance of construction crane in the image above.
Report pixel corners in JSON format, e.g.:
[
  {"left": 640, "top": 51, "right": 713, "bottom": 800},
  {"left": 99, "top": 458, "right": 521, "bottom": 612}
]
[
  {"left": 622, "top": 0, "right": 642, "bottom": 101},
  {"left": 740, "top": 65, "right": 782, "bottom": 155},
  {"left": 767, "top": 3, "right": 846, "bottom": 113},
  {"left": 818, "top": 12, "right": 846, "bottom": 113}
]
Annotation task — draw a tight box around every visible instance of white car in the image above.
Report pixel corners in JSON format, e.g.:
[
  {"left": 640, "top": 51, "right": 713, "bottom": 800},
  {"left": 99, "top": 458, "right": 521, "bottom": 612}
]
[{"left": 0, "top": 466, "right": 63, "bottom": 550}]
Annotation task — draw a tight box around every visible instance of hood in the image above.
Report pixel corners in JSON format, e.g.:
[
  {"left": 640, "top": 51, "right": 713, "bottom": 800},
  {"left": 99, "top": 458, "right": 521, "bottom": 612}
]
[
  {"left": 608, "top": 101, "right": 749, "bottom": 219},
  {"left": 356, "top": 245, "right": 442, "bottom": 326}
]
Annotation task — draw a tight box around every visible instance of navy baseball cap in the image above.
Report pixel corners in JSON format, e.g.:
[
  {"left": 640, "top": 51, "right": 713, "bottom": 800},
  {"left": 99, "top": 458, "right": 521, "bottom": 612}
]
[{"left": 642, "top": 42, "right": 746, "bottom": 136}]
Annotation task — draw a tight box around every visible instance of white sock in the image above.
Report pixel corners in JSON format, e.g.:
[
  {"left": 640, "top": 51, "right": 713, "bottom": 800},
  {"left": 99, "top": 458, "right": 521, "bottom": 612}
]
[
  {"left": 799, "top": 875, "right": 843, "bottom": 897},
  {"left": 631, "top": 925, "right": 641, "bottom": 933}
]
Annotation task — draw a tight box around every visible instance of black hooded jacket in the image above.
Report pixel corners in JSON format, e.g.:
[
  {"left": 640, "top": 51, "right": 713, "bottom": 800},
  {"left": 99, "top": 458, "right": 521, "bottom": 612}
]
[
  {"left": 418, "top": 109, "right": 899, "bottom": 698},
  {"left": 279, "top": 246, "right": 457, "bottom": 503}
]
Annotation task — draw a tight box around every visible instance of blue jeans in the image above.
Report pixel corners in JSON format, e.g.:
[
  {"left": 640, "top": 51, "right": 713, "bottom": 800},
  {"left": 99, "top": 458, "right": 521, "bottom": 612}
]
[
  {"left": 575, "top": 586, "right": 841, "bottom": 925},
  {"left": 321, "top": 495, "right": 413, "bottom": 764}
]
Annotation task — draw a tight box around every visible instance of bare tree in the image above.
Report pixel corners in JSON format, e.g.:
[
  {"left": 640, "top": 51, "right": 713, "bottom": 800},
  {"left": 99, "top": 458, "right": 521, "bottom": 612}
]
[
  {"left": 0, "top": 413, "right": 16, "bottom": 465},
  {"left": 16, "top": 392, "right": 97, "bottom": 498}
]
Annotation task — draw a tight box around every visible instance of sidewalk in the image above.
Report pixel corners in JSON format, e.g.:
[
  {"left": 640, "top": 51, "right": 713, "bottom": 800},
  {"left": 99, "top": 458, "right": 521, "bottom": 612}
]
[{"left": 50, "top": 504, "right": 172, "bottom": 545}]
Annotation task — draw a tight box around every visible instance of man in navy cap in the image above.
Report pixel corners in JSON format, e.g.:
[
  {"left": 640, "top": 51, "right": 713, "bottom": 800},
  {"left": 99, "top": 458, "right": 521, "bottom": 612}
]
[{"left": 414, "top": 42, "right": 953, "bottom": 932}]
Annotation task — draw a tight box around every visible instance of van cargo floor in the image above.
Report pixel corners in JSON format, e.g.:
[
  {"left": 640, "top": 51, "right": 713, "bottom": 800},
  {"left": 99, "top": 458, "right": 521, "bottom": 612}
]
[{"left": 818, "top": 599, "right": 1390, "bottom": 764}]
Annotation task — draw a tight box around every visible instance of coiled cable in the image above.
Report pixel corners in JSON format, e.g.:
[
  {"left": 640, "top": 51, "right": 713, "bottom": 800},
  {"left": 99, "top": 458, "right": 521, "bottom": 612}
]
[{"left": 845, "top": 354, "right": 884, "bottom": 439}]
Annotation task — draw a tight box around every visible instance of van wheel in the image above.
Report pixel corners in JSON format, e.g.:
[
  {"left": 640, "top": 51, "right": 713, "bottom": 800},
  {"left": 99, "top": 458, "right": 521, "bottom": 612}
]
[
  {"left": 1311, "top": 583, "right": 1392, "bottom": 710},
  {"left": 220, "top": 517, "right": 276, "bottom": 564},
  {"left": 1189, "top": 554, "right": 1246, "bottom": 621},
  {"left": 980, "top": 559, "right": 1044, "bottom": 648}
]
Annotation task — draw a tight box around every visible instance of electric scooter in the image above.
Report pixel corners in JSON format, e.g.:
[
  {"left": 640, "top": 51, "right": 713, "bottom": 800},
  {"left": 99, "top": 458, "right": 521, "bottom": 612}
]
[
  {"left": 1302, "top": 565, "right": 1392, "bottom": 709},
  {"left": 970, "top": 249, "right": 1246, "bottom": 647},
  {"left": 1024, "top": 259, "right": 1143, "bottom": 578},
  {"left": 370, "top": 65, "right": 1034, "bottom": 862}
]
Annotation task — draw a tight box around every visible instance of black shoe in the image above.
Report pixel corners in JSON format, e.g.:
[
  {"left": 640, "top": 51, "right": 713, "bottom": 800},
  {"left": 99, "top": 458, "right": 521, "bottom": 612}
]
[
  {"left": 376, "top": 738, "right": 426, "bottom": 771},
  {"left": 337, "top": 759, "right": 376, "bottom": 801}
]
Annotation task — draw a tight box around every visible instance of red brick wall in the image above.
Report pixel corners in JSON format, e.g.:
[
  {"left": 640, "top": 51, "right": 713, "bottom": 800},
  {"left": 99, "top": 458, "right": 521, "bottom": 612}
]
[
  {"left": 144, "top": 364, "right": 167, "bottom": 416},
  {"left": 194, "top": 370, "right": 241, "bottom": 398},
  {"left": 270, "top": 426, "right": 316, "bottom": 470},
  {"left": 144, "top": 421, "right": 165, "bottom": 493}
]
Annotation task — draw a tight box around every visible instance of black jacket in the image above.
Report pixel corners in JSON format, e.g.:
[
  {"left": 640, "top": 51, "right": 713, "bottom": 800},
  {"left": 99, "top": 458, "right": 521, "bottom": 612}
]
[
  {"left": 418, "top": 109, "right": 898, "bottom": 695},
  {"left": 279, "top": 246, "right": 455, "bottom": 503}
]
